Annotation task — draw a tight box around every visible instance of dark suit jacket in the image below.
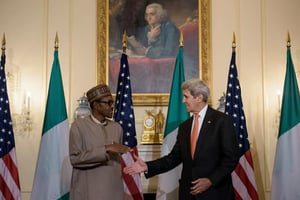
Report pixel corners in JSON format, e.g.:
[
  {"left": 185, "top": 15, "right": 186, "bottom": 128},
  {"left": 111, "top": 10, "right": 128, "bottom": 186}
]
[{"left": 145, "top": 106, "right": 240, "bottom": 200}]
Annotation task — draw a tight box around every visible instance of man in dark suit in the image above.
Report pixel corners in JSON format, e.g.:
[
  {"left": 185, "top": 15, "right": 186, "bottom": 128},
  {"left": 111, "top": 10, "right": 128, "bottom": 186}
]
[{"left": 124, "top": 79, "right": 240, "bottom": 200}]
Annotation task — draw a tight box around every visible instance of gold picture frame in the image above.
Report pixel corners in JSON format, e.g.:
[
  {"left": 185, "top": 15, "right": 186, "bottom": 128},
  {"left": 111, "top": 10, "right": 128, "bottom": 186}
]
[{"left": 97, "top": 0, "right": 211, "bottom": 106}]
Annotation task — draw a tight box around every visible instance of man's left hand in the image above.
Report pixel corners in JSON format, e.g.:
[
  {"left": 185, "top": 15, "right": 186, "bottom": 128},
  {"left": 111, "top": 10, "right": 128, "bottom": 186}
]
[{"left": 190, "top": 178, "right": 212, "bottom": 195}]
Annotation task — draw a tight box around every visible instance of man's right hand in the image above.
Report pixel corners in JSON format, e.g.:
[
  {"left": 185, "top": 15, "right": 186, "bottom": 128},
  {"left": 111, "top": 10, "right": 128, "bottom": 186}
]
[
  {"left": 147, "top": 24, "right": 161, "bottom": 43},
  {"left": 123, "top": 154, "right": 148, "bottom": 175}
]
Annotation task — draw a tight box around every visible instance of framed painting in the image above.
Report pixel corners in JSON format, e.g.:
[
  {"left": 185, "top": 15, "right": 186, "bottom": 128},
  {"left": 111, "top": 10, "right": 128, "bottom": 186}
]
[{"left": 97, "top": 0, "right": 211, "bottom": 106}]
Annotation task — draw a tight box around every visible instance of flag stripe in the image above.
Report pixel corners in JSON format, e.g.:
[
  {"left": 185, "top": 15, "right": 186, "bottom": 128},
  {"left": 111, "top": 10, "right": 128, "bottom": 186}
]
[
  {"left": 233, "top": 155, "right": 258, "bottom": 199},
  {"left": 31, "top": 120, "right": 70, "bottom": 199},
  {"left": 0, "top": 161, "right": 15, "bottom": 200},
  {"left": 161, "top": 129, "right": 177, "bottom": 155},
  {"left": 42, "top": 51, "right": 67, "bottom": 134},
  {"left": 0, "top": 175, "right": 14, "bottom": 200},
  {"left": 240, "top": 151, "right": 257, "bottom": 190},
  {"left": 278, "top": 49, "right": 300, "bottom": 136},
  {"left": 2, "top": 150, "right": 20, "bottom": 190},
  {"left": 0, "top": 189, "right": 5, "bottom": 200},
  {"left": 233, "top": 190, "right": 242, "bottom": 200},
  {"left": 232, "top": 171, "right": 251, "bottom": 200},
  {"left": 272, "top": 123, "right": 300, "bottom": 199},
  {"left": 0, "top": 153, "right": 20, "bottom": 199},
  {"left": 163, "top": 48, "right": 189, "bottom": 137},
  {"left": 121, "top": 148, "right": 143, "bottom": 199},
  {"left": 8, "top": 148, "right": 18, "bottom": 170}
]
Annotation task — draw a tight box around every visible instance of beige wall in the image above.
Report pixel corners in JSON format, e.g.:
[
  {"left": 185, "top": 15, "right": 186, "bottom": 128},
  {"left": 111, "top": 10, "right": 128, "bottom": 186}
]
[
  {"left": 211, "top": 0, "right": 300, "bottom": 199},
  {"left": 1, "top": 0, "right": 300, "bottom": 199}
]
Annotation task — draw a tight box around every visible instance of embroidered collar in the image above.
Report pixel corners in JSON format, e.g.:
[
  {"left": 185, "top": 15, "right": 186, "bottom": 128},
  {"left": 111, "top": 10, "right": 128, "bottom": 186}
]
[{"left": 90, "top": 115, "right": 107, "bottom": 126}]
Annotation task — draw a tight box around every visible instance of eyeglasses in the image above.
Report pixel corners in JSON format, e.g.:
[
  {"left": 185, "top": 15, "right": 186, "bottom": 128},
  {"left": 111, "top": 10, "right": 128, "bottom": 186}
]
[{"left": 97, "top": 100, "right": 114, "bottom": 106}]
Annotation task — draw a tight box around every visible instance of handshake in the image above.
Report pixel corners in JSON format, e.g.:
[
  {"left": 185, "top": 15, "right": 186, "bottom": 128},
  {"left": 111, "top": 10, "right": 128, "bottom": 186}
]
[{"left": 105, "top": 143, "right": 148, "bottom": 175}]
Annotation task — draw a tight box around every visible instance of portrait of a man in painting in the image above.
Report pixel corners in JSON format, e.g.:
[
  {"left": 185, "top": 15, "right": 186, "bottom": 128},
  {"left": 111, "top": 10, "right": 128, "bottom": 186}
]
[{"left": 108, "top": 0, "right": 199, "bottom": 94}]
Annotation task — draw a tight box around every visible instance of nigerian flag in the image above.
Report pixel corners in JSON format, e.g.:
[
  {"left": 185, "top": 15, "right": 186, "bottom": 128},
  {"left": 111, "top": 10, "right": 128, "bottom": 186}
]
[
  {"left": 156, "top": 47, "right": 189, "bottom": 200},
  {"left": 31, "top": 49, "right": 72, "bottom": 200},
  {"left": 271, "top": 46, "right": 300, "bottom": 200}
]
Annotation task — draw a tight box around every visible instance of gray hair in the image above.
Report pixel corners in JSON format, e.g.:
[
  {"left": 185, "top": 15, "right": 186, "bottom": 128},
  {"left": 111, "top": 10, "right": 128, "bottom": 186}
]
[
  {"left": 181, "top": 79, "right": 210, "bottom": 102},
  {"left": 145, "top": 3, "right": 167, "bottom": 22}
]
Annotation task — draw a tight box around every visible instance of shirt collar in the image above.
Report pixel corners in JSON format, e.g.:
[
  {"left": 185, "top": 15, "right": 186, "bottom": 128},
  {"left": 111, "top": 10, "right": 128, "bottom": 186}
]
[
  {"left": 90, "top": 114, "right": 107, "bottom": 126},
  {"left": 197, "top": 104, "right": 208, "bottom": 118}
]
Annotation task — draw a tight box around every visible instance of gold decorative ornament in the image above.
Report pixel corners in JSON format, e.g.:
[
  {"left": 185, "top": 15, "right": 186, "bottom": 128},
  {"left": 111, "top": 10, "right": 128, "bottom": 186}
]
[{"left": 141, "top": 110, "right": 164, "bottom": 144}]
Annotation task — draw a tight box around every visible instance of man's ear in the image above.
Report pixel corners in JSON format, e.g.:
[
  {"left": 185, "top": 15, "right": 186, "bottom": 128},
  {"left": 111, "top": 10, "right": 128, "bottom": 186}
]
[{"left": 197, "top": 94, "right": 204, "bottom": 102}]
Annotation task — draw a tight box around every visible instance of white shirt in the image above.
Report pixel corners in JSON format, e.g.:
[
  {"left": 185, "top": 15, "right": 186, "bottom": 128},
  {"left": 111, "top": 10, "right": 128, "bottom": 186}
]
[{"left": 191, "top": 105, "right": 208, "bottom": 136}]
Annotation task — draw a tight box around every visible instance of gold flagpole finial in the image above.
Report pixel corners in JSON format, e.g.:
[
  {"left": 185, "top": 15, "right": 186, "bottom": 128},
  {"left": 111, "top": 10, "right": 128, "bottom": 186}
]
[
  {"left": 2, "top": 33, "right": 6, "bottom": 51},
  {"left": 122, "top": 31, "right": 127, "bottom": 53},
  {"left": 179, "top": 31, "right": 184, "bottom": 47},
  {"left": 287, "top": 32, "right": 291, "bottom": 48},
  {"left": 55, "top": 32, "right": 59, "bottom": 50},
  {"left": 232, "top": 32, "right": 236, "bottom": 49},
  {"left": 1, "top": 33, "right": 6, "bottom": 56}
]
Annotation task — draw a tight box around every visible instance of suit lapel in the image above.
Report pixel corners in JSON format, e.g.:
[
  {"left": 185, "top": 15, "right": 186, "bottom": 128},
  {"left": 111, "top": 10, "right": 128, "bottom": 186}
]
[{"left": 184, "top": 117, "right": 193, "bottom": 160}]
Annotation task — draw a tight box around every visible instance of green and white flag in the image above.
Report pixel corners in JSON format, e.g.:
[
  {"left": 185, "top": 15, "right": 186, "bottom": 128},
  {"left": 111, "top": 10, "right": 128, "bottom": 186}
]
[
  {"left": 271, "top": 47, "right": 300, "bottom": 200},
  {"left": 156, "top": 47, "right": 189, "bottom": 200},
  {"left": 31, "top": 49, "right": 71, "bottom": 200}
]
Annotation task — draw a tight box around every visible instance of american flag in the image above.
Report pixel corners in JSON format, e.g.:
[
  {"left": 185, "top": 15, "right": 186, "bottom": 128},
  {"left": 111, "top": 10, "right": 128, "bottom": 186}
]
[
  {"left": 0, "top": 51, "right": 21, "bottom": 199},
  {"left": 114, "top": 53, "right": 143, "bottom": 200},
  {"left": 224, "top": 49, "right": 259, "bottom": 200}
]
